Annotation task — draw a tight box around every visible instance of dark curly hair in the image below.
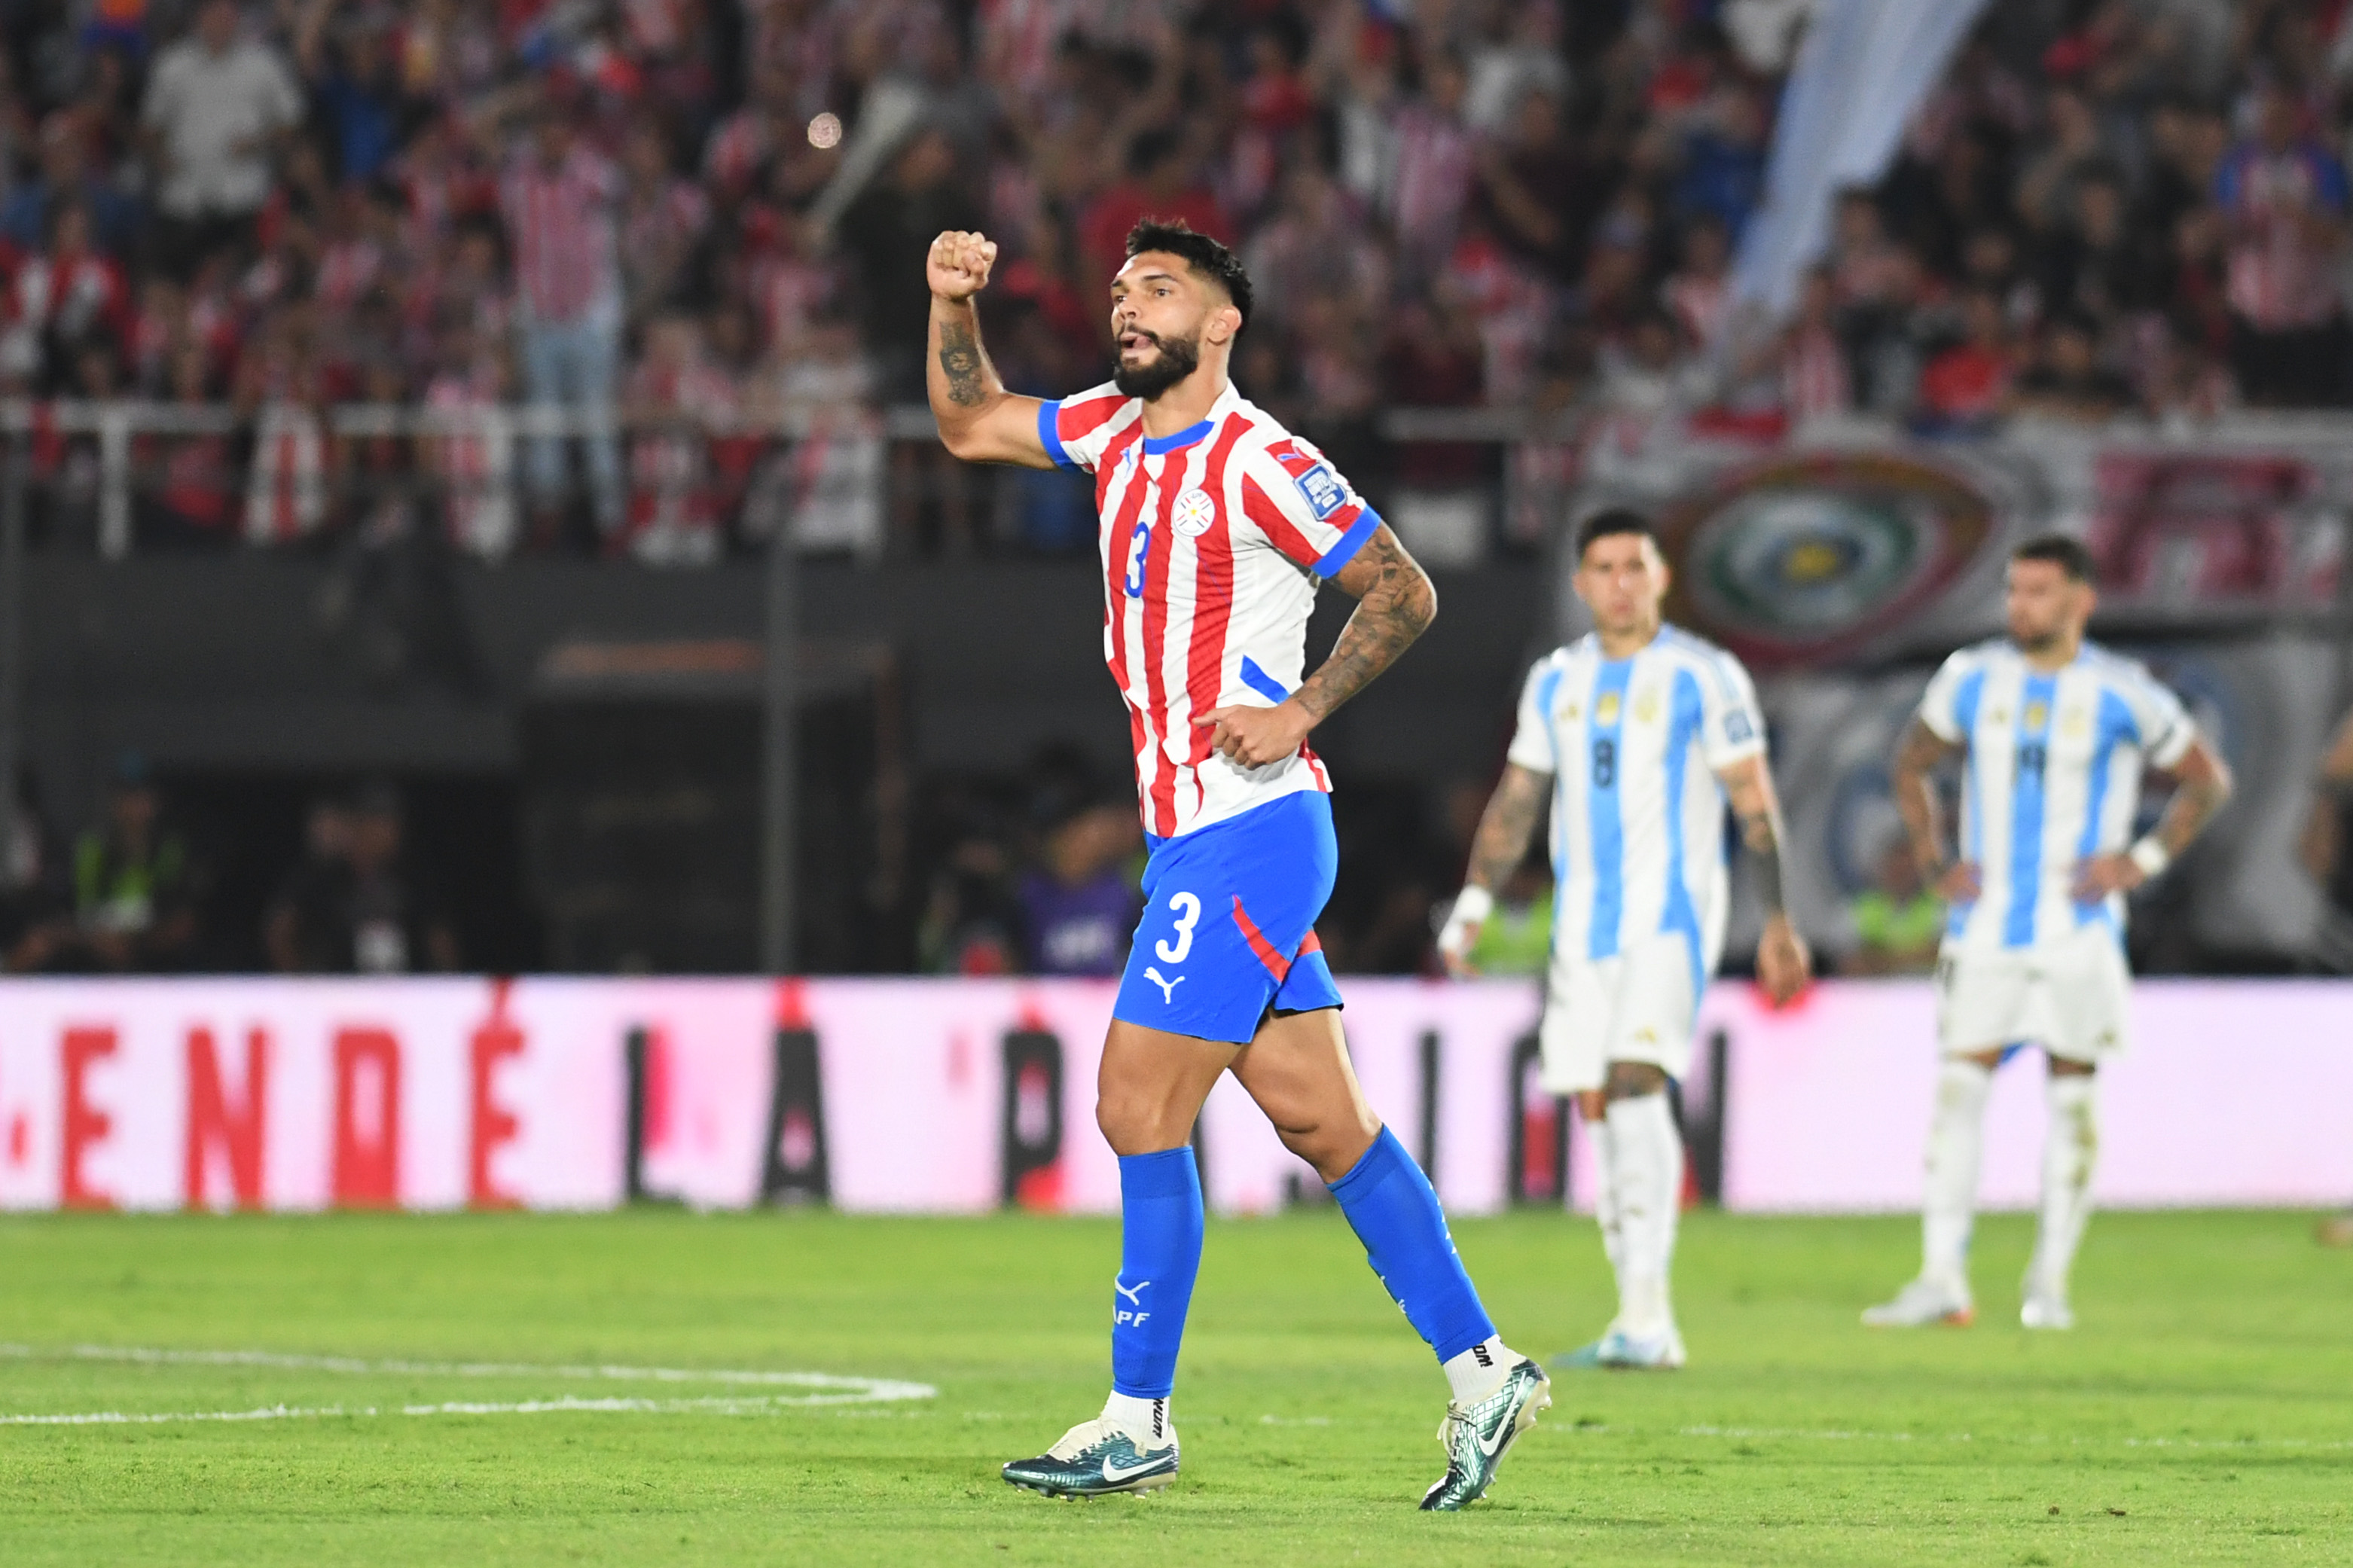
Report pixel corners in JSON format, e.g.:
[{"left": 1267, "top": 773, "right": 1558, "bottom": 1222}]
[
  {"left": 2012, "top": 532, "right": 2097, "bottom": 585},
  {"left": 1577, "top": 508, "right": 1662, "bottom": 558},
  {"left": 1125, "top": 218, "right": 1253, "bottom": 330}
]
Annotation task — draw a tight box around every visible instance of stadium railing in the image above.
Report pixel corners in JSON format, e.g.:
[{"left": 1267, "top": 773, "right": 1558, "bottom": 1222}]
[{"left": 4, "top": 400, "right": 2353, "bottom": 596}]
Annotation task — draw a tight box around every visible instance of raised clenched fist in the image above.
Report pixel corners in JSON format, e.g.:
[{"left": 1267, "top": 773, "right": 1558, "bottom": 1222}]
[{"left": 928, "top": 230, "right": 999, "bottom": 302}]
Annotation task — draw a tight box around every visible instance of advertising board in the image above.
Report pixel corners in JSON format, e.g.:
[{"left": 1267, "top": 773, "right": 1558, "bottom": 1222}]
[{"left": 1, "top": 978, "right": 2344, "bottom": 1216}]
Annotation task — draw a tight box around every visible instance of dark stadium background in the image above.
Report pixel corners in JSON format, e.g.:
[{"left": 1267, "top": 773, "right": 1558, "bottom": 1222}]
[{"left": 0, "top": 0, "right": 2345, "bottom": 984}]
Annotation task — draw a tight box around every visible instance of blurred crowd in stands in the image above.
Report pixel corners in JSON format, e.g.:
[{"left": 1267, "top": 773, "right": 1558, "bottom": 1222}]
[
  {"left": 11, "top": 0, "right": 2353, "bottom": 978},
  {"left": 11, "top": 700, "right": 2353, "bottom": 976},
  {"left": 0, "top": 1, "right": 2347, "bottom": 562},
  {"left": 911, "top": 749, "right": 1479, "bottom": 979},
  {"left": 0, "top": 758, "right": 461, "bottom": 974}
]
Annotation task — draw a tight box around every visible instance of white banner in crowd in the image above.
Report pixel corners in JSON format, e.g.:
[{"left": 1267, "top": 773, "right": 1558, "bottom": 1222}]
[
  {"left": 0, "top": 978, "right": 2346, "bottom": 1217},
  {"left": 1732, "top": 0, "right": 1993, "bottom": 316}
]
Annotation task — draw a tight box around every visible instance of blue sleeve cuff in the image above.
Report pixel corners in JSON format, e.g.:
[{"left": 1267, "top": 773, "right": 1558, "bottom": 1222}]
[
  {"left": 1036, "top": 400, "right": 1076, "bottom": 469},
  {"left": 1313, "top": 508, "right": 1381, "bottom": 578}
]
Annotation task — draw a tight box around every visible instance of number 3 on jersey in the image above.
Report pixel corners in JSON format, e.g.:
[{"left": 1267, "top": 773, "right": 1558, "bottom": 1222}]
[
  {"left": 1123, "top": 520, "right": 1152, "bottom": 598},
  {"left": 1155, "top": 891, "right": 1201, "bottom": 963}
]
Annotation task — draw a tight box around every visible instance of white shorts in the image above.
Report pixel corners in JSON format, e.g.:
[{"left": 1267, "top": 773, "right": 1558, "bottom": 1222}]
[
  {"left": 1537, "top": 932, "right": 1698, "bottom": 1095},
  {"left": 1936, "top": 926, "right": 2132, "bottom": 1064}
]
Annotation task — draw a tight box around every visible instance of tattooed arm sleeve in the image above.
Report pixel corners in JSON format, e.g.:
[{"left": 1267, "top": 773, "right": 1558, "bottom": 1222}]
[
  {"left": 1465, "top": 764, "right": 1552, "bottom": 893},
  {"left": 926, "top": 294, "right": 1054, "bottom": 468},
  {"left": 1291, "top": 524, "right": 1438, "bottom": 725},
  {"left": 1717, "top": 752, "right": 1793, "bottom": 914}
]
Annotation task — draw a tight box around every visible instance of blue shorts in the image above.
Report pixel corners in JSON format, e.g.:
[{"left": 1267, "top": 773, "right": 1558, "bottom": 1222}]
[{"left": 1112, "top": 791, "right": 1344, "bottom": 1045}]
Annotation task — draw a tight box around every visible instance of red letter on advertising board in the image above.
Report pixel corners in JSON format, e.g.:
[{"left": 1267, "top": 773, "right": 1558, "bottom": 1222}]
[
  {"left": 185, "top": 1027, "right": 268, "bottom": 1210},
  {"left": 331, "top": 1028, "right": 401, "bottom": 1208},
  {"left": 468, "top": 1011, "right": 523, "bottom": 1210},
  {"left": 60, "top": 1026, "right": 116, "bottom": 1210}
]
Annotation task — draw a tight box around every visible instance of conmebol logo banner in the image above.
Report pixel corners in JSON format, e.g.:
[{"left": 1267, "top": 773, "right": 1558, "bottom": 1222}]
[{"left": 0, "top": 978, "right": 2345, "bottom": 1216}]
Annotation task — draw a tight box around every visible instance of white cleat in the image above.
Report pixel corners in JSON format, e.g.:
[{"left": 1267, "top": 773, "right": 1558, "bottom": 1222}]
[
  {"left": 1862, "top": 1277, "right": 1976, "bottom": 1328},
  {"left": 1553, "top": 1325, "right": 1686, "bottom": 1369},
  {"left": 1606, "top": 1325, "right": 1687, "bottom": 1369},
  {"left": 2019, "top": 1291, "right": 2074, "bottom": 1331}
]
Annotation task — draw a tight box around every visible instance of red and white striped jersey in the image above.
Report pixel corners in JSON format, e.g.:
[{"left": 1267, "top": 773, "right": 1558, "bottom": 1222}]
[
  {"left": 243, "top": 402, "right": 325, "bottom": 545},
  {"left": 1039, "top": 380, "right": 1381, "bottom": 840},
  {"left": 499, "top": 148, "right": 620, "bottom": 324},
  {"left": 2217, "top": 142, "right": 2351, "bottom": 331}
]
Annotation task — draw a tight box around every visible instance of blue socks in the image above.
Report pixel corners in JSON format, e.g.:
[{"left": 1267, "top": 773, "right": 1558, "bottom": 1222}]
[
  {"left": 1109, "top": 1132, "right": 1497, "bottom": 1409},
  {"left": 1109, "top": 1146, "right": 1204, "bottom": 1400},
  {"left": 1329, "top": 1127, "right": 1497, "bottom": 1363}
]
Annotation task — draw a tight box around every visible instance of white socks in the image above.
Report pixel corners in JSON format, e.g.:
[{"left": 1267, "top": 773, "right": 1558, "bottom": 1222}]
[
  {"left": 1586, "top": 1109, "right": 1625, "bottom": 1277},
  {"left": 1605, "top": 1092, "right": 1683, "bottom": 1338},
  {"left": 1103, "top": 1391, "right": 1172, "bottom": 1445},
  {"left": 1442, "top": 1335, "right": 1516, "bottom": 1405},
  {"left": 1920, "top": 1058, "right": 2099, "bottom": 1302},
  {"left": 1921, "top": 1057, "right": 1994, "bottom": 1291},
  {"left": 2030, "top": 1073, "right": 2098, "bottom": 1299}
]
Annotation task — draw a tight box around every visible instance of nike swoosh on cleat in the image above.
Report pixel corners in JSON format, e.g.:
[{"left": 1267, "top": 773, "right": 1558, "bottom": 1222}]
[{"left": 1100, "top": 1451, "right": 1172, "bottom": 1484}]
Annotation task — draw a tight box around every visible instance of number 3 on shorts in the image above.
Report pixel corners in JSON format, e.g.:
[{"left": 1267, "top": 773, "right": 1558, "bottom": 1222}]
[{"left": 1155, "top": 891, "right": 1201, "bottom": 964}]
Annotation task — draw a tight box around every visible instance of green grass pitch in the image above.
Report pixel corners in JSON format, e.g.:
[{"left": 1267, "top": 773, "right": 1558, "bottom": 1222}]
[{"left": 2, "top": 1206, "right": 2347, "bottom": 1565}]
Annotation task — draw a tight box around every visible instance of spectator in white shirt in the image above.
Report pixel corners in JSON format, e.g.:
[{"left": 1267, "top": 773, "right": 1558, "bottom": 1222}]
[{"left": 141, "top": 0, "right": 304, "bottom": 280}]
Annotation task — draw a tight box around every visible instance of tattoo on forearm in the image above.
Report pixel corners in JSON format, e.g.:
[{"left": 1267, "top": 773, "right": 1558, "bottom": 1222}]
[
  {"left": 1468, "top": 766, "right": 1549, "bottom": 891},
  {"left": 1737, "top": 805, "right": 1787, "bottom": 912},
  {"left": 936, "top": 314, "right": 987, "bottom": 408},
  {"left": 1294, "top": 527, "right": 1435, "bottom": 725},
  {"left": 2156, "top": 767, "right": 2230, "bottom": 856}
]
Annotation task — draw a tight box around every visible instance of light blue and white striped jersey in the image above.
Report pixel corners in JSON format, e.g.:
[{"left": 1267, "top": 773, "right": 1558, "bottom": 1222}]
[
  {"left": 1506, "top": 627, "right": 1768, "bottom": 990},
  {"left": 1917, "top": 639, "right": 2196, "bottom": 954}
]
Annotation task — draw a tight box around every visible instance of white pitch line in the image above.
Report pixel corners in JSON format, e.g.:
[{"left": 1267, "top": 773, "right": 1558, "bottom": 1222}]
[
  {"left": 395, "top": 1396, "right": 857, "bottom": 1417},
  {"left": 0, "top": 1344, "right": 935, "bottom": 1426},
  {"left": 1, "top": 1394, "right": 919, "bottom": 1427},
  {"left": 0, "top": 1343, "right": 932, "bottom": 1399},
  {"left": 1, "top": 1404, "right": 355, "bottom": 1428}
]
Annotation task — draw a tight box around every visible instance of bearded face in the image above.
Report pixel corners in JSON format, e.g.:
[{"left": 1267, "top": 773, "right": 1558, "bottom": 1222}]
[{"left": 1112, "top": 325, "right": 1203, "bottom": 399}]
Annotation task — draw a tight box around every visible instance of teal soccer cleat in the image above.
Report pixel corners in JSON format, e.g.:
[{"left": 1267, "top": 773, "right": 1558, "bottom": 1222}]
[
  {"left": 1550, "top": 1337, "right": 1608, "bottom": 1371},
  {"left": 1003, "top": 1417, "right": 1180, "bottom": 1499},
  {"left": 1552, "top": 1325, "right": 1686, "bottom": 1371},
  {"left": 1419, "top": 1357, "right": 1551, "bottom": 1511}
]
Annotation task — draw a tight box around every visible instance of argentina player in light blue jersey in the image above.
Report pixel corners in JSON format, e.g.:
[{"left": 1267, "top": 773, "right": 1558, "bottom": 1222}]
[
  {"left": 1439, "top": 510, "right": 1811, "bottom": 1368},
  {"left": 1865, "top": 535, "right": 2232, "bottom": 1332}
]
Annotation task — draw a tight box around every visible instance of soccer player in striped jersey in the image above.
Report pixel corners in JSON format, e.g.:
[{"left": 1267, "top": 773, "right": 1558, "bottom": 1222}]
[
  {"left": 924, "top": 221, "right": 1548, "bottom": 1508},
  {"left": 1438, "top": 510, "right": 1811, "bottom": 1369},
  {"left": 1864, "top": 535, "right": 2232, "bottom": 1331}
]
